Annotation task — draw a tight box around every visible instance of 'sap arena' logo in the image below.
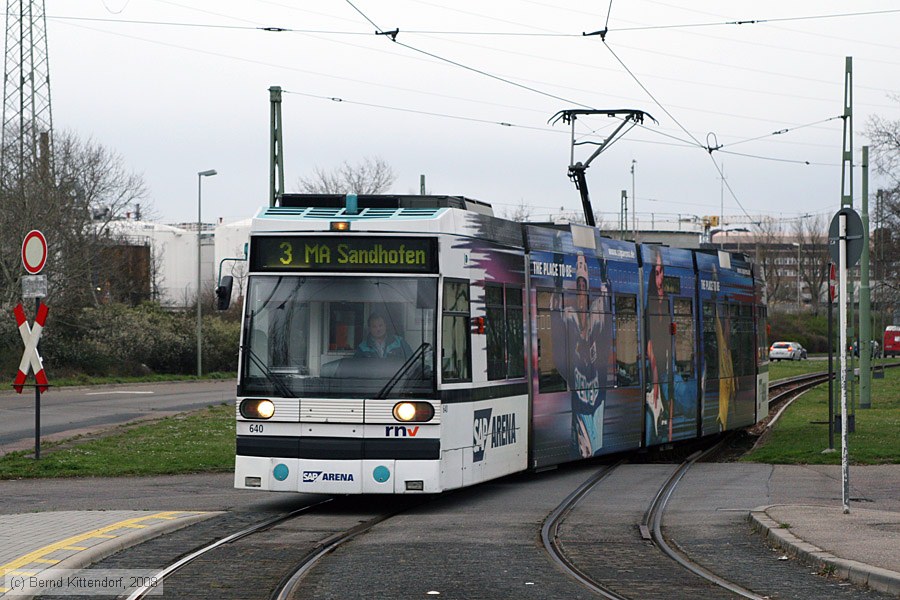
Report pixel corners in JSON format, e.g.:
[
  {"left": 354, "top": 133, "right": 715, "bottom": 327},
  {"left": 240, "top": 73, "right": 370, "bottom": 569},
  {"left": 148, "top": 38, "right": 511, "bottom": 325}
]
[
  {"left": 472, "top": 408, "right": 517, "bottom": 463},
  {"left": 302, "top": 471, "right": 354, "bottom": 483}
]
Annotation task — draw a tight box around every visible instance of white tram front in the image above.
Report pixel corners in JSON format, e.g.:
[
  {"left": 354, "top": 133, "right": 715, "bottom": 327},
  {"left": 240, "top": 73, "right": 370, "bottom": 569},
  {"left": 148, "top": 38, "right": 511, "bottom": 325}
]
[{"left": 234, "top": 194, "right": 529, "bottom": 494}]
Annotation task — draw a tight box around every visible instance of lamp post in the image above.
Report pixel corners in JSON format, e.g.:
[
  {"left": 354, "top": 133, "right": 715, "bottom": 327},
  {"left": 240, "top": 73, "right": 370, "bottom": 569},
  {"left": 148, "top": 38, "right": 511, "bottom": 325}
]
[
  {"left": 630, "top": 159, "right": 636, "bottom": 239},
  {"left": 791, "top": 242, "right": 801, "bottom": 311},
  {"left": 197, "top": 169, "right": 217, "bottom": 376}
]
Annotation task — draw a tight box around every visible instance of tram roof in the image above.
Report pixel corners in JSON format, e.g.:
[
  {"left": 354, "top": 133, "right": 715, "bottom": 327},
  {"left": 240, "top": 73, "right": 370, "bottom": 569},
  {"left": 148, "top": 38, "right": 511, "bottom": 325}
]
[{"left": 277, "top": 194, "right": 493, "bottom": 215}]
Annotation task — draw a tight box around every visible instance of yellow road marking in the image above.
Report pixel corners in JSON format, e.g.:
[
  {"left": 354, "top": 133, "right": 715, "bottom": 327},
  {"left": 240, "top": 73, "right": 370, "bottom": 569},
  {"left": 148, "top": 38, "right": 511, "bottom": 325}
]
[
  {"left": 0, "top": 586, "right": 9, "bottom": 592},
  {"left": 0, "top": 511, "right": 205, "bottom": 579},
  {"left": 9, "top": 570, "right": 36, "bottom": 576}
]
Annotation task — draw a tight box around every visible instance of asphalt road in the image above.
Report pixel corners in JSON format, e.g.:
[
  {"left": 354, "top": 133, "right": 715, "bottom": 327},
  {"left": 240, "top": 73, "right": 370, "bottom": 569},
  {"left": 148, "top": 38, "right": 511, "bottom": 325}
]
[{"left": 0, "top": 379, "right": 236, "bottom": 454}]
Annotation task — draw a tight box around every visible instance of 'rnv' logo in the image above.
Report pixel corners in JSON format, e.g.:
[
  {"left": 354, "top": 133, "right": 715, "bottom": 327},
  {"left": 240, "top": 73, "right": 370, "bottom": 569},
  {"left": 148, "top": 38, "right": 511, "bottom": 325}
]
[{"left": 385, "top": 425, "right": 419, "bottom": 437}]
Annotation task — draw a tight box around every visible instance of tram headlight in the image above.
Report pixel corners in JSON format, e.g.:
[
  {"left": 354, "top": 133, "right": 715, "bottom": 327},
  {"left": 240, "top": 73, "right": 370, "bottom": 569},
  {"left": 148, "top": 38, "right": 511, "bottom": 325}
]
[
  {"left": 240, "top": 399, "right": 275, "bottom": 419},
  {"left": 392, "top": 401, "right": 435, "bottom": 423}
]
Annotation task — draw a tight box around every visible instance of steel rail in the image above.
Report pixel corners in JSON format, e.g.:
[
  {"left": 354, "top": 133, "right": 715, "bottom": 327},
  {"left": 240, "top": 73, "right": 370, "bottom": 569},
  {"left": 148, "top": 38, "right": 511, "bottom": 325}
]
[
  {"left": 271, "top": 500, "right": 425, "bottom": 600},
  {"left": 124, "top": 498, "right": 333, "bottom": 600},
  {"left": 540, "top": 462, "right": 628, "bottom": 600},
  {"left": 643, "top": 443, "right": 768, "bottom": 600}
]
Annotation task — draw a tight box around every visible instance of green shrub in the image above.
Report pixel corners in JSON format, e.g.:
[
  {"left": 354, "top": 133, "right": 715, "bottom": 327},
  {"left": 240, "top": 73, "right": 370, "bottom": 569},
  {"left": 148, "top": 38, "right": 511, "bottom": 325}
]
[{"left": 33, "top": 302, "right": 239, "bottom": 377}]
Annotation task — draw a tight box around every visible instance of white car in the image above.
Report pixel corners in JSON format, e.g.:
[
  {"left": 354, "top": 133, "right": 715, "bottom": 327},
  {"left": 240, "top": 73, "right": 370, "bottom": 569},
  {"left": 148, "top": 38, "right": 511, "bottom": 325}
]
[{"left": 769, "top": 341, "right": 806, "bottom": 361}]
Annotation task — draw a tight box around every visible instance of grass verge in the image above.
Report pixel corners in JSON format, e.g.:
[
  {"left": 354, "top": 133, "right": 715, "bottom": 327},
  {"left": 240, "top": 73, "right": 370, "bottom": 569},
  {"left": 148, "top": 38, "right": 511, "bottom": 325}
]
[
  {"left": 743, "top": 364, "right": 900, "bottom": 464},
  {"left": 768, "top": 357, "right": 894, "bottom": 382},
  {"left": 0, "top": 404, "right": 235, "bottom": 479}
]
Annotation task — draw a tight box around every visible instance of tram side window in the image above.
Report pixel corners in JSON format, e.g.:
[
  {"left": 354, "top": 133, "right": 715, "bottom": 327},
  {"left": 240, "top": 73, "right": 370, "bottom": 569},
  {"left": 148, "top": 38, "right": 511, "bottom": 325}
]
[
  {"left": 673, "top": 298, "right": 694, "bottom": 379},
  {"left": 736, "top": 305, "right": 755, "bottom": 377},
  {"left": 537, "top": 290, "right": 566, "bottom": 392},
  {"left": 485, "top": 285, "right": 526, "bottom": 381},
  {"left": 506, "top": 287, "right": 525, "bottom": 378},
  {"left": 614, "top": 295, "right": 639, "bottom": 386},
  {"left": 757, "top": 306, "right": 768, "bottom": 364},
  {"left": 728, "top": 304, "right": 750, "bottom": 377},
  {"left": 702, "top": 302, "right": 719, "bottom": 379},
  {"left": 486, "top": 285, "right": 506, "bottom": 380},
  {"left": 442, "top": 280, "right": 471, "bottom": 382}
]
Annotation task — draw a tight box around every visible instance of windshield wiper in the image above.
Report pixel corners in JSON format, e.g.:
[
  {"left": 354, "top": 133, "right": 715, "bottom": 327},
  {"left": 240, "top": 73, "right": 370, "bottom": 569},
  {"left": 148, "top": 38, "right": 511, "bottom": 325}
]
[
  {"left": 375, "top": 343, "right": 431, "bottom": 399},
  {"left": 240, "top": 344, "right": 294, "bottom": 398}
]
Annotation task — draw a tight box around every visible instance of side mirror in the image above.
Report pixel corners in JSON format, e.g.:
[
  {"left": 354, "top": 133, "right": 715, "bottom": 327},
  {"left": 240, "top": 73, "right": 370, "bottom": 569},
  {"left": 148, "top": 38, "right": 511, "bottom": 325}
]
[{"left": 215, "top": 275, "right": 234, "bottom": 310}]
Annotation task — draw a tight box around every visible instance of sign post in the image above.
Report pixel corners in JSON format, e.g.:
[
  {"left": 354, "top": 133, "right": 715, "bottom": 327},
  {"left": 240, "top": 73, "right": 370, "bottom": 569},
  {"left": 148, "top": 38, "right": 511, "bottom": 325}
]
[
  {"left": 17, "top": 230, "right": 49, "bottom": 459},
  {"left": 829, "top": 209, "right": 861, "bottom": 514},
  {"left": 826, "top": 262, "right": 836, "bottom": 452}
]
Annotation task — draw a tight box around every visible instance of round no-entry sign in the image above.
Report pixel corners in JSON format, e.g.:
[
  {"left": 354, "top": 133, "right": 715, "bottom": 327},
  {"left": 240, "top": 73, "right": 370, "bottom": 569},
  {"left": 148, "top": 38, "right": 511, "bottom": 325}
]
[{"left": 22, "top": 230, "right": 48, "bottom": 274}]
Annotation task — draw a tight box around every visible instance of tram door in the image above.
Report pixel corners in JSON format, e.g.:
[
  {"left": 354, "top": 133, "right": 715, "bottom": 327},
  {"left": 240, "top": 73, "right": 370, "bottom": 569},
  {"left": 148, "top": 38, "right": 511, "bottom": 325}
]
[{"left": 643, "top": 247, "right": 698, "bottom": 446}]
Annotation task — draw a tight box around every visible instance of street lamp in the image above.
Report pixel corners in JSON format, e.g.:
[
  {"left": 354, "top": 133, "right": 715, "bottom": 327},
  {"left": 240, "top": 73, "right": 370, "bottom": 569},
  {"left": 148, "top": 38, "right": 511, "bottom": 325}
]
[
  {"left": 197, "top": 169, "right": 217, "bottom": 376},
  {"left": 791, "top": 242, "right": 801, "bottom": 311}
]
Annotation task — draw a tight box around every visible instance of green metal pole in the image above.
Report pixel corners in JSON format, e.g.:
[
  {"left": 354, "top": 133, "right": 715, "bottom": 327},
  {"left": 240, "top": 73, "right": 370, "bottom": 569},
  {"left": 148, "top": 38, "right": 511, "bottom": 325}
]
[
  {"left": 269, "top": 86, "right": 284, "bottom": 208},
  {"left": 839, "top": 57, "right": 856, "bottom": 422},
  {"left": 860, "top": 146, "right": 872, "bottom": 408}
]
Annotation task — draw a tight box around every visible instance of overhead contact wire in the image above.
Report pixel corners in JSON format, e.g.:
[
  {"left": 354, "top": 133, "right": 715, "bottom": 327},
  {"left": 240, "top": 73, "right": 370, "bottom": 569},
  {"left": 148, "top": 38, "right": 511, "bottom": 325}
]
[
  {"left": 344, "top": 0, "right": 594, "bottom": 109},
  {"left": 601, "top": 40, "right": 760, "bottom": 222}
]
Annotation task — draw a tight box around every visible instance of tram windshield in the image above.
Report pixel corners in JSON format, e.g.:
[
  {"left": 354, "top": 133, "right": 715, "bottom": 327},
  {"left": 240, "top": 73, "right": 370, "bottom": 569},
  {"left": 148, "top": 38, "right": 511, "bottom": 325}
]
[{"left": 240, "top": 275, "right": 437, "bottom": 398}]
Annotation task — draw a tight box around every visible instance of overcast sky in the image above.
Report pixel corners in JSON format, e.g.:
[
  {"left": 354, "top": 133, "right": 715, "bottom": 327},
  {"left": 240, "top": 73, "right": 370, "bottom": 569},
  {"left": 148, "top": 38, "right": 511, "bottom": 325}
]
[{"left": 45, "top": 1, "right": 900, "bottom": 230}]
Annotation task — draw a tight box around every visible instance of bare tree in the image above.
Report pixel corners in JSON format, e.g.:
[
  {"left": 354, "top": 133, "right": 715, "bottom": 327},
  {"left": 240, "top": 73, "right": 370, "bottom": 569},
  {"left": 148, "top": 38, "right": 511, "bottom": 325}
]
[
  {"left": 552, "top": 205, "right": 606, "bottom": 229},
  {"left": 0, "top": 129, "right": 148, "bottom": 310},
  {"left": 866, "top": 96, "right": 900, "bottom": 187},
  {"left": 865, "top": 98, "right": 900, "bottom": 323},
  {"left": 793, "top": 215, "right": 829, "bottom": 315},
  {"left": 873, "top": 187, "right": 900, "bottom": 323},
  {"left": 296, "top": 156, "right": 396, "bottom": 195},
  {"left": 751, "top": 217, "right": 789, "bottom": 309},
  {"left": 502, "top": 199, "right": 534, "bottom": 222}
]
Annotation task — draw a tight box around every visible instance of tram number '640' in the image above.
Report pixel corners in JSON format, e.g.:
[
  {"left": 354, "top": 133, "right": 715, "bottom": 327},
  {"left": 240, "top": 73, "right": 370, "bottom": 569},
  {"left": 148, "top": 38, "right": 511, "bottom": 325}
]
[{"left": 248, "top": 423, "right": 264, "bottom": 433}]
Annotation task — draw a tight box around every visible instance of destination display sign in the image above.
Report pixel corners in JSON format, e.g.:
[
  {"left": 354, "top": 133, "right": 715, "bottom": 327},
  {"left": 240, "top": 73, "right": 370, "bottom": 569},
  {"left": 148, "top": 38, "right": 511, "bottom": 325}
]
[{"left": 250, "top": 236, "right": 437, "bottom": 273}]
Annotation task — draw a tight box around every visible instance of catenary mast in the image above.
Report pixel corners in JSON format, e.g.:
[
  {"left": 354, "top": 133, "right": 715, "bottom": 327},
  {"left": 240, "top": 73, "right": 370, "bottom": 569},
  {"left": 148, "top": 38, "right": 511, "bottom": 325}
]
[{"left": 2, "top": 0, "right": 53, "bottom": 189}]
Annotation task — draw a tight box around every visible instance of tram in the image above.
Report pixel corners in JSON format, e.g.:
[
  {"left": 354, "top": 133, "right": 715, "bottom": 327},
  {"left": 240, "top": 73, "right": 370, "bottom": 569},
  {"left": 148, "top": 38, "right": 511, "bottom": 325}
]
[{"left": 225, "top": 194, "right": 768, "bottom": 494}]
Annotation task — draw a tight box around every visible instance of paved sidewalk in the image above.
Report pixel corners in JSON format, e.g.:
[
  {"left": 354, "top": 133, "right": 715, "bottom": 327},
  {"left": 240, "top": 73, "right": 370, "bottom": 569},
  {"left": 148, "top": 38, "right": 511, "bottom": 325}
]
[
  {"left": 750, "top": 504, "right": 900, "bottom": 597},
  {"left": 0, "top": 510, "right": 217, "bottom": 598}
]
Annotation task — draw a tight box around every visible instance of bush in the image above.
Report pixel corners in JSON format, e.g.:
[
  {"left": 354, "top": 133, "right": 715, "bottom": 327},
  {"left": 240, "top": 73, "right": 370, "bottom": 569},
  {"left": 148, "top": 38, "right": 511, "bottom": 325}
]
[
  {"left": 35, "top": 302, "right": 239, "bottom": 377},
  {"left": 769, "top": 312, "right": 831, "bottom": 353},
  {"left": 201, "top": 314, "right": 241, "bottom": 373},
  {"left": 769, "top": 311, "right": 880, "bottom": 354}
]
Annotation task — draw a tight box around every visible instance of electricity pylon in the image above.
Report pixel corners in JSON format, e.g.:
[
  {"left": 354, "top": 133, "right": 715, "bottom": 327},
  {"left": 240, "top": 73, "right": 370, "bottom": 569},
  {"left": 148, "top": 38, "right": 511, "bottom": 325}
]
[{"left": 2, "top": 0, "right": 54, "bottom": 189}]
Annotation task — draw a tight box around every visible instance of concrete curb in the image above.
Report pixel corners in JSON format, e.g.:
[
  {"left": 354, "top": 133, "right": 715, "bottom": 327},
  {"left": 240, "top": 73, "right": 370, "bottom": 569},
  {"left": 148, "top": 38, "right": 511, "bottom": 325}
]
[
  {"left": 749, "top": 505, "right": 900, "bottom": 598},
  {"left": 52, "top": 512, "right": 221, "bottom": 571},
  {"left": 11, "top": 511, "right": 221, "bottom": 600}
]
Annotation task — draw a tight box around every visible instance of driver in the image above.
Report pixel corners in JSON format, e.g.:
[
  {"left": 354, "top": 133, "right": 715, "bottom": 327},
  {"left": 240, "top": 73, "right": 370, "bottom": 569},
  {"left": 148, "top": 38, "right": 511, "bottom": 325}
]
[{"left": 355, "top": 312, "right": 412, "bottom": 359}]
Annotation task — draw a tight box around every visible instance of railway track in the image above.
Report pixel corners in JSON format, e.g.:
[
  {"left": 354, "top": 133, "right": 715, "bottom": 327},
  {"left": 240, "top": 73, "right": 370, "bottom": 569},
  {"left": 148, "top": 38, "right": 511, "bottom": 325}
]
[
  {"left": 121, "top": 496, "right": 424, "bottom": 600},
  {"left": 270, "top": 499, "right": 425, "bottom": 600},
  {"left": 123, "top": 500, "right": 332, "bottom": 600},
  {"left": 542, "top": 445, "right": 764, "bottom": 600},
  {"left": 540, "top": 369, "right": 885, "bottom": 600}
]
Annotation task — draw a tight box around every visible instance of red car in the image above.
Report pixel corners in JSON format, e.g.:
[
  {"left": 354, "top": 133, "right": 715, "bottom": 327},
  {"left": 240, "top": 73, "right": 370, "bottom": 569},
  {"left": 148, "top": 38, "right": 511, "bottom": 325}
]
[{"left": 884, "top": 326, "right": 900, "bottom": 358}]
